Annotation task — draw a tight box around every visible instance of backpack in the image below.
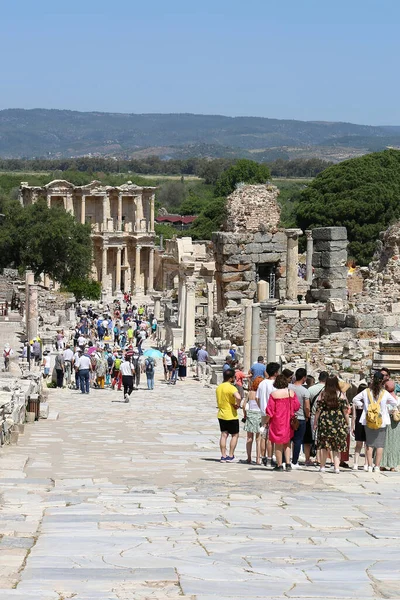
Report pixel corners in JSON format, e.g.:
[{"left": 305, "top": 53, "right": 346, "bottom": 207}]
[
  {"left": 107, "top": 354, "right": 114, "bottom": 368},
  {"left": 366, "top": 389, "right": 384, "bottom": 429},
  {"left": 145, "top": 358, "right": 154, "bottom": 374},
  {"left": 114, "top": 358, "right": 122, "bottom": 370}
]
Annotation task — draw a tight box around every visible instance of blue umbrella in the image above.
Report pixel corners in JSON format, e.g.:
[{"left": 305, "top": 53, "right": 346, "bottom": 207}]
[{"left": 143, "top": 348, "right": 163, "bottom": 359}]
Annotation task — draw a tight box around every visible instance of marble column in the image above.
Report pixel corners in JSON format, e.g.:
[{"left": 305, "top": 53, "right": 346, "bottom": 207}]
[
  {"left": 178, "top": 279, "right": 187, "bottom": 328},
  {"left": 148, "top": 247, "right": 155, "bottom": 293},
  {"left": 136, "top": 196, "right": 144, "bottom": 232},
  {"left": 116, "top": 247, "right": 122, "bottom": 293},
  {"left": 257, "top": 279, "right": 269, "bottom": 302},
  {"left": 118, "top": 193, "right": 123, "bottom": 231},
  {"left": 251, "top": 303, "right": 260, "bottom": 365},
  {"left": 243, "top": 302, "right": 253, "bottom": 372},
  {"left": 183, "top": 278, "right": 196, "bottom": 348},
  {"left": 285, "top": 228, "right": 303, "bottom": 302},
  {"left": 102, "top": 195, "right": 109, "bottom": 232},
  {"left": 207, "top": 282, "right": 214, "bottom": 327},
  {"left": 261, "top": 299, "right": 279, "bottom": 363},
  {"left": 150, "top": 194, "right": 155, "bottom": 232},
  {"left": 305, "top": 229, "right": 313, "bottom": 285},
  {"left": 25, "top": 270, "right": 35, "bottom": 341},
  {"left": 46, "top": 194, "right": 51, "bottom": 208},
  {"left": 102, "top": 246, "right": 108, "bottom": 289},
  {"left": 81, "top": 195, "right": 86, "bottom": 225},
  {"left": 135, "top": 245, "right": 142, "bottom": 292},
  {"left": 153, "top": 294, "right": 162, "bottom": 320},
  {"left": 66, "top": 192, "right": 74, "bottom": 214},
  {"left": 28, "top": 285, "right": 39, "bottom": 343}
]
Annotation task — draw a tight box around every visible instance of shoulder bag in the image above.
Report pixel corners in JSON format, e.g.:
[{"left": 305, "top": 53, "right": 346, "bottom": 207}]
[{"left": 289, "top": 391, "right": 300, "bottom": 431}]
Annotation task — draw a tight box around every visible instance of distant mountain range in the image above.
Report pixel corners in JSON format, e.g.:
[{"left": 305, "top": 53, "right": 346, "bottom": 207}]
[{"left": 1, "top": 108, "right": 400, "bottom": 161}]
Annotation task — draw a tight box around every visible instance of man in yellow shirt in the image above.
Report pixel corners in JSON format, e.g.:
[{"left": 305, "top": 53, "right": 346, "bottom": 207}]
[{"left": 216, "top": 368, "right": 242, "bottom": 462}]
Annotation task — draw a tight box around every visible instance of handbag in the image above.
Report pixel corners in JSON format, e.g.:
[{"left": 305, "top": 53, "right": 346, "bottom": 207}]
[
  {"left": 392, "top": 408, "right": 400, "bottom": 422},
  {"left": 289, "top": 392, "right": 300, "bottom": 431}
]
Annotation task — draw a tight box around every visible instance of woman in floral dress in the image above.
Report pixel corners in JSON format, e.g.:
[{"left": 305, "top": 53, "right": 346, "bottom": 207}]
[
  {"left": 178, "top": 346, "right": 187, "bottom": 381},
  {"left": 314, "top": 375, "right": 350, "bottom": 473}
]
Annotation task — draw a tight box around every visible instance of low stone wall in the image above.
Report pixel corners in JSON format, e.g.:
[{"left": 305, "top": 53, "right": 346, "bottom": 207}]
[{"left": 0, "top": 372, "right": 43, "bottom": 446}]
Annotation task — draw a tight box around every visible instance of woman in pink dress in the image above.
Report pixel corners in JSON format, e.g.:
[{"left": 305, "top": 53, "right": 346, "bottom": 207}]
[{"left": 266, "top": 374, "right": 300, "bottom": 472}]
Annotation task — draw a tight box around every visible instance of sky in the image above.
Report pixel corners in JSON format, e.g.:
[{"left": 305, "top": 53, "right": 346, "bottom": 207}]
[{"left": 1, "top": 0, "right": 400, "bottom": 125}]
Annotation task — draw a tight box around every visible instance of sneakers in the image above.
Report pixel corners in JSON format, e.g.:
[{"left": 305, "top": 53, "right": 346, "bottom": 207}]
[
  {"left": 368, "top": 466, "right": 373, "bottom": 472},
  {"left": 225, "top": 456, "right": 235, "bottom": 462},
  {"left": 285, "top": 463, "right": 292, "bottom": 472},
  {"left": 319, "top": 467, "right": 326, "bottom": 472},
  {"left": 220, "top": 457, "right": 227, "bottom": 462},
  {"left": 124, "top": 394, "right": 130, "bottom": 403},
  {"left": 261, "top": 457, "right": 268, "bottom": 467},
  {"left": 353, "top": 464, "right": 359, "bottom": 471},
  {"left": 291, "top": 463, "right": 301, "bottom": 470},
  {"left": 334, "top": 469, "right": 340, "bottom": 474},
  {"left": 363, "top": 464, "right": 369, "bottom": 472},
  {"left": 273, "top": 465, "right": 284, "bottom": 472},
  {"left": 373, "top": 466, "right": 381, "bottom": 473}
]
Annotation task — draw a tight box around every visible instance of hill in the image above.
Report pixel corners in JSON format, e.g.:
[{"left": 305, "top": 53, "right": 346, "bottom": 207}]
[{"left": 0, "top": 109, "right": 399, "bottom": 159}]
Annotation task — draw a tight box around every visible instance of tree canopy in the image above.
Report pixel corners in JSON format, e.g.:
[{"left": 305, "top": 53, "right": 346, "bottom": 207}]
[
  {"left": 0, "top": 199, "right": 93, "bottom": 284},
  {"left": 214, "top": 159, "right": 271, "bottom": 197},
  {"left": 295, "top": 149, "right": 400, "bottom": 265}
]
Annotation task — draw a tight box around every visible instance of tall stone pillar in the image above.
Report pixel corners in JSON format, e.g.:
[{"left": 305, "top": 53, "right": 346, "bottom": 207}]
[
  {"left": 102, "top": 246, "right": 108, "bottom": 289},
  {"left": 28, "top": 284, "right": 39, "bottom": 343},
  {"left": 243, "top": 302, "right": 253, "bottom": 372},
  {"left": 150, "top": 194, "right": 155, "bottom": 232},
  {"left": 81, "top": 195, "right": 86, "bottom": 225},
  {"left": 251, "top": 303, "right": 260, "bottom": 365},
  {"left": 261, "top": 299, "right": 279, "bottom": 363},
  {"left": 116, "top": 247, "right": 122, "bottom": 293},
  {"left": 135, "top": 245, "right": 142, "bottom": 292},
  {"left": 207, "top": 282, "right": 214, "bottom": 327},
  {"left": 153, "top": 294, "right": 162, "bottom": 320},
  {"left": 148, "top": 247, "right": 155, "bottom": 293},
  {"left": 66, "top": 192, "right": 74, "bottom": 214},
  {"left": 46, "top": 194, "right": 51, "bottom": 208},
  {"left": 179, "top": 279, "right": 187, "bottom": 328},
  {"left": 136, "top": 196, "right": 144, "bottom": 232},
  {"left": 285, "top": 228, "right": 303, "bottom": 302},
  {"left": 305, "top": 229, "right": 313, "bottom": 285},
  {"left": 102, "top": 194, "right": 110, "bottom": 231},
  {"left": 183, "top": 279, "right": 196, "bottom": 348},
  {"left": 118, "top": 193, "right": 123, "bottom": 231},
  {"left": 25, "top": 270, "right": 35, "bottom": 341}
]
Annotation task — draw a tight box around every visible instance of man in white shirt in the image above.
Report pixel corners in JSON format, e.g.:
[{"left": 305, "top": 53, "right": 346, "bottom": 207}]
[
  {"left": 256, "top": 362, "right": 280, "bottom": 466},
  {"left": 63, "top": 344, "right": 74, "bottom": 387},
  {"left": 75, "top": 351, "right": 92, "bottom": 394}
]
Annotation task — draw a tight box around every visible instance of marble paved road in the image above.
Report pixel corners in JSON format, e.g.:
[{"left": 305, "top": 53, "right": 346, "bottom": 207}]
[{"left": 1, "top": 371, "right": 400, "bottom": 600}]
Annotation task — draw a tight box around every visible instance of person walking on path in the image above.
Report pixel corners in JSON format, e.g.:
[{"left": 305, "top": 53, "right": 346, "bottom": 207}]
[
  {"left": 145, "top": 356, "right": 156, "bottom": 390},
  {"left": 249, "top": 356, "right": 266, "bottom": 381},
  {"left": 352, "top": 380, "right": 368, "bottom": 470},
  {"left": 54, "top": 350, "right": 65, "bottom": 388},
  {"left": 178, "top": 346, "right": 187, "bottom": 381},
  {"left": 216, "top": 368, "right": 242, "bottom": 462},
  {"left": 353, "top": 372, "right": 398, "bottom": 472},
  {"left": 75, "top": 350, "right": 92, "bottom": 394},
  {"left": 314, "top": 375, "right": 350, "bottom": 473},
  {"left": 197, "top": 346, "right": 209, "bottom": 385},
  {"left": 243, "top": 376, "right": 263, "bottom": 464},
  {"left": 63, "top": 344, "right": 74, "bottom": 388},
  {"left": 380, "top": 379, "right": 400, "bottom": 471},
  {"left": 120, "top": 355, "right": 135, "bottom": 402},
  {"left": 289, "top": 368, "right": 310, "bottom": 469},
  {"left": 266, "top": 374, "right": 300, "bottom": 472}
]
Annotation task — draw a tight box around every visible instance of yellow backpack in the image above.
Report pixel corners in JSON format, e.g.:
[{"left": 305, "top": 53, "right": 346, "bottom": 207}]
[{"left": 366, "top": 389, "right": 384, "bottom": 430}]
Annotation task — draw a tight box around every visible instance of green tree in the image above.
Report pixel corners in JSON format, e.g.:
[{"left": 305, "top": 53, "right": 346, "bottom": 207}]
[
  {"left": 214, "top": 159, "right": 271, "bottom": 197},
  {"left": 156, "top": 181, "right": 187, "bottom": 211},
  {"left": 64, "top": 278, "right": 101, "bottom": 302},
  {"left": 295, "top": 149, "right": 400, "bottom": 265},
  {"left": 0, "top": 199, "right": 93, "bottom": 283},
  {"left": 189, "top": 197, "right": 227, "bottom": 240}
]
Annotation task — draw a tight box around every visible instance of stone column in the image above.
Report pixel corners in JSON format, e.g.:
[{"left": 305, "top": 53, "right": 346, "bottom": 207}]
[
  {"left": 102, "top": 246, "right": 108, "bottom": 289},
  {"left": 148, "top": 247, "right": 155, "bottom": 293},
  {"left": 178, "top": 279, "right": 187, "bottom": 328},
  {"left": 261, "top": 299, "right": 279, "bottom": 363},
  {"left": 116, "top": 247, "right": 122, "bottom": 293},
  {"left": 150, "top": 194, "right": 155, "bottom": 232},
  {"left": 305, "top": 229, "right": 313, "bottom": 285},
  {"left": 207, "top": 282, "right": 214, "bottom": 327},
  {"left": 81, "top": 195, "right": 86, "bottom": 224},
  {"left": 184, "top": 278, "right": 196, "bottom": 348},
  {"left": 118, "top": 193, "right": 123, "bottom": 231},
  {"left": 285, "top": 228, "right": 303, "bottom": 302},
  {"left": 66, "top": 192, "right": 74, "bottom": 214},
  {"left": 28, "top": 284, "right": 39, "bottom": 342},
  {"left": 136, "top": 196, "right": 144, "bottom": 232},
  {"left": 25, "top": 270, "right": 35, "bottom": 341},
  {"left": 153, "top": 294, "right": 162, "bottom": 320},
  {"left": 46, "top": 194, "right": 51, "bottom": 208},
  {"left": 135, "top": 245, "right": 142, "bottom": 292},
  {"left": 251, "top": 303, "right": 260, "bottom": 365},
  {"left": 43, "top": 274, "right": 50, "bottom": 288},
  {"left": 243, "top": 302, "right": 253, "bottom": 372},
  {"left": 103, "top": 195, "right": 109, "bottom": 231},
  {"left": 257, "top": 279, "right": 269, "bottom": 302}
]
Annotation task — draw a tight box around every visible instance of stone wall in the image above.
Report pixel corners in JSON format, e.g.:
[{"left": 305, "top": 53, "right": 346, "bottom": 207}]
[
  {"left": 224, "top": 184, "right": 280, "bottom": 233},
  {"left": 311, "top": 227, "right": 348, "bottom": 302}
]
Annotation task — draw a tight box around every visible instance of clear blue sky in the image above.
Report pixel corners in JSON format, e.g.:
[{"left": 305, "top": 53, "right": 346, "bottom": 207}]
[{"left": 2, "top": 0, "right": 400, "bottom": 124}]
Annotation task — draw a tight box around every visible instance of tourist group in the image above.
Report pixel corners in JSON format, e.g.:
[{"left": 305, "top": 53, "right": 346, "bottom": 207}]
[{"left": 216, "top": 357, "right": 400, "bottom": 473}]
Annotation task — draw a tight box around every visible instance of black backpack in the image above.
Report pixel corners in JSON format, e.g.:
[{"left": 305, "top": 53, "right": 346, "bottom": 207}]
[{"left": 145, "top": 358, "right": 154, "bottom": 374}]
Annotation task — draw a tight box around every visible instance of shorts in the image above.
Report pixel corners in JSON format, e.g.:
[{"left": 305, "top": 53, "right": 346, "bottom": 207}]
[{"left": 218, "top": 418, "right": 239, "bottom": 435}]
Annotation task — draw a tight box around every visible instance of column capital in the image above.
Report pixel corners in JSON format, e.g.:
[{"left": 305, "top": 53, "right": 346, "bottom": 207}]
[
  {"left": 136, "top": 244, "right": 142, "bottom": 251},
  {"left": 260, "top": 299, "right": 279, "bottom": 313},
  {"left": 285, "top": 228, "right": 303, "bottom": 239},
  {"left": 305, "top": 229, "right": 313, "bottom": 240}
]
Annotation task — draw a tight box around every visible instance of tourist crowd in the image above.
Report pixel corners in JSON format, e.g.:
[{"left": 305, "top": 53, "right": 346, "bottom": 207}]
[{"left": 216, "top": 359, "right": 400, "bottom": 472}]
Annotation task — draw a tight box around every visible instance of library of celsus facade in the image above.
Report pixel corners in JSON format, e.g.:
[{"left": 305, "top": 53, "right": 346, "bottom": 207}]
[{"left": 19, "top": 179, "right": 156, "bottom": 296}]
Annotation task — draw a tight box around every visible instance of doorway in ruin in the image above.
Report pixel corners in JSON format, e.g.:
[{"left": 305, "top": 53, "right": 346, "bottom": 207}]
[{"left": 256, "top": 263, "right": 278, "bottom": 298}]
